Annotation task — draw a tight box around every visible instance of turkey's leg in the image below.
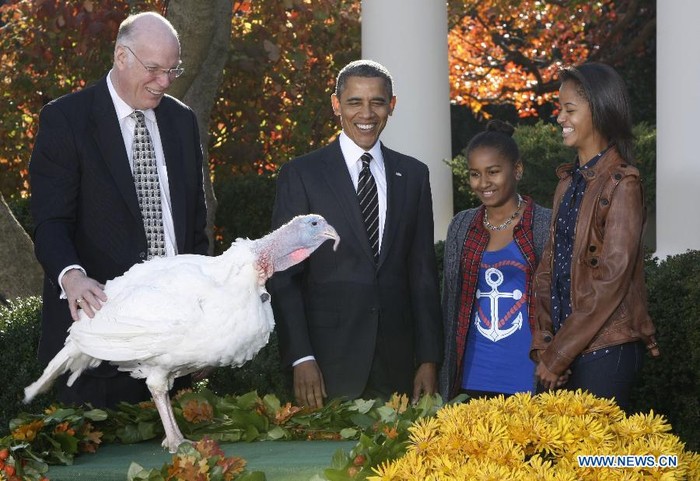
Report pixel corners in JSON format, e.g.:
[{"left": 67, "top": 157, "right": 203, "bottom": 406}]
[{"left": 147, "top": 377, "right": 188, "bottom": 453}]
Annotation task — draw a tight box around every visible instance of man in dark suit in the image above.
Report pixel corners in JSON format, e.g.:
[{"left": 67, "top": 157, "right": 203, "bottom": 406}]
[
  {"left": 269, "top": 60, "right": 443, "bottom": 408},
  {"left": 29, "top": 12, "right": 208, "bottom": 408}
]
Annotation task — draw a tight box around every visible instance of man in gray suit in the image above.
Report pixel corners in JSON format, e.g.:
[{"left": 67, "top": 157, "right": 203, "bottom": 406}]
[
  {"left": 30, "top": 12, "right": 208, "bottom": 408},
  {"left": 269, "top": 60, "right": 442, "bottom": 408}
]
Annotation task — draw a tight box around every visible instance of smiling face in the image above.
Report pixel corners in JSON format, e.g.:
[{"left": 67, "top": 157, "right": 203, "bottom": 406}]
[
  {"left": 467, "top": 146, "right": 522, "bottom": 209},
  {"left": 557, "top": 80, "right": 608, "bottom": 160},
  {"left": 112, "top": 20, "right": 181, "bottom": 111},
  {"left": 331, "top": 76, "right": 396, "bottom": 151}
]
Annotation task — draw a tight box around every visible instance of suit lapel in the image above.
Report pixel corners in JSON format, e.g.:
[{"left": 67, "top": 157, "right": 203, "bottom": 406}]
[
  {"left": 90, "top": 79, "right": 141, "bottom": 224},
  {"left": 320, "top": 141, "right": 376, "bottom": 264},
  {"left": 378, "top": 145, "right": 405, "bottom": 268},
  {"left": 155, "top": 103, "right": 186, "bottom": 253}
]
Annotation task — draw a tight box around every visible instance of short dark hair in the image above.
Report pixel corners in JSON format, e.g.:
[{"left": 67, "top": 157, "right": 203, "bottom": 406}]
[
  {"left": 559, "top": 62, "right": 635, "bottom": 164},
  {"left": 464, "top": 119, "right": 520, "bottom": 165},
  {"left": 335, "top": 60, "right": 394, "bottom": 99}
]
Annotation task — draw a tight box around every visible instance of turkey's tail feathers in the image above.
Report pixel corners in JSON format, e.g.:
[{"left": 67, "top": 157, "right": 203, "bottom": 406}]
[{"left": 24, "top": 343, "right": 101, "bottom": 403}]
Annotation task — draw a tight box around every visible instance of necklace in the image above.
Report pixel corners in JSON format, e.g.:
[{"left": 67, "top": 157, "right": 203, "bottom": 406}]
[{"left": 483, "top": 194, "right": 524, "bottom": 231}]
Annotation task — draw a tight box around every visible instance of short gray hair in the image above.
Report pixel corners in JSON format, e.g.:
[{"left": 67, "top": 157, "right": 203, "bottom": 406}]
[{"left": 116, "top": 12, "right": 179, "bottom": 46}]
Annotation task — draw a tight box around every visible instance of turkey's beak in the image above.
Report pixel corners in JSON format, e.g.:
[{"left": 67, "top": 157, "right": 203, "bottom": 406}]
[{"left": 323, "top": 225, "right": 340, "bottom": 251}]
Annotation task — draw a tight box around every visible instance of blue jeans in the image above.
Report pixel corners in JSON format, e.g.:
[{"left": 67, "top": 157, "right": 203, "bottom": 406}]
[{"left": 538, "top": 341, "right": 644, "bottom": 412}]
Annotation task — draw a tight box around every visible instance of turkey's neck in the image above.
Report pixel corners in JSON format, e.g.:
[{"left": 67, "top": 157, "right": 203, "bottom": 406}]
[{"left": 252, "top": 231, "right": 308, "bottom": 275}]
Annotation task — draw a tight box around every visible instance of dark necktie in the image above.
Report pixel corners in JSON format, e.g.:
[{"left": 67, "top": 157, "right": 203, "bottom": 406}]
[
  {"left": 357, "top": 152, "right": 379, "bottom": 263},
  {"left": 131, "top": 111, "right": 165, "bottom": 260}
]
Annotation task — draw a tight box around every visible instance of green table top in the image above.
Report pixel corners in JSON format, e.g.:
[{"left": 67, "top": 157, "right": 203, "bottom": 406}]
[{"left": 47, "top": 440, "right": 357, "bottom": 481}]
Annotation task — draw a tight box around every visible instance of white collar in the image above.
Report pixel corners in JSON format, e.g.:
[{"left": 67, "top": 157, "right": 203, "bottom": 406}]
[
  {"left": 106, "top": 70, "right": 156, "bottom": 123},
  {"left": 338, "top": 131, "right": 383, "bottom": 164}
]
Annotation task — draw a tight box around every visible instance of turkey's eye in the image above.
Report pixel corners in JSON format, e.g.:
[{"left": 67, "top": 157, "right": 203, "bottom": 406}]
[{"left": 311, "top": 221, "right": 318, "bottom": 226}]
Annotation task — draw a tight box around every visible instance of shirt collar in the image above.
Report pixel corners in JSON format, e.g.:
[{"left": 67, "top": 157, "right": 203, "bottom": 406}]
[
  {"left": 575, "top": 145, "right": 611, "bottom": 172},
  {"left": 106, "top": 70, "right": 156, "bottom": 123},
  {"left": 338, "top": 131, "right": 384, "bottom": 165},
  {"left": 338, "top": 132, "right": 385, "bottom": 181}
]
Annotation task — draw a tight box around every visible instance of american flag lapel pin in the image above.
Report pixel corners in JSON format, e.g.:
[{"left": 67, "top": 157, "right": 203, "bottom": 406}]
[{"left": 395, "top": 172, "right": 402, "bottom": 177}]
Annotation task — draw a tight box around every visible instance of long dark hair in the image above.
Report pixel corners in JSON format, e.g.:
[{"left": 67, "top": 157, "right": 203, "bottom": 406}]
[{"left": 559, "top": 62, "right": 635, "bottom": 164}]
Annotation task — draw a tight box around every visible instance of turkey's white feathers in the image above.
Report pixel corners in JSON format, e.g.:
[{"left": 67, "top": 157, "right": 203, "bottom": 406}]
[
  {"left": 66, "top": 241, "right": 272, "bottom": 370},
  {"left": 23, "top": 214, "right": 340, "bottom": 453}
]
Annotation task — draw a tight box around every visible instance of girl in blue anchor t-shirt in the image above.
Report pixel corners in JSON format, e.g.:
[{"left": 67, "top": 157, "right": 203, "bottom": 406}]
[
  {"left": 461, "top": 241, "right": 534, "bottom": 394},
  {"left": 437, "top": 120, "right": 552, "bottom": 401}
]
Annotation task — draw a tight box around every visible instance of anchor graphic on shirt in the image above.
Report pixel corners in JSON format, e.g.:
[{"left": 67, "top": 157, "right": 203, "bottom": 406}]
[{"left": 475, "top": 267, "right": 523, "bottom": 342}]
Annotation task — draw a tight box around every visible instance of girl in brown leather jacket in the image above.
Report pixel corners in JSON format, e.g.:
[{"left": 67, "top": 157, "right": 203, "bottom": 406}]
[{"left": 531, "top": 62, "right": 659, "bottom": 412}]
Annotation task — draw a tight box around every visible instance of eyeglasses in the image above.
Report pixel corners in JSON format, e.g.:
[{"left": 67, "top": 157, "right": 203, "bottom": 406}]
[{"left": 123, "top": 45, "right": 184, "bottom": 79}]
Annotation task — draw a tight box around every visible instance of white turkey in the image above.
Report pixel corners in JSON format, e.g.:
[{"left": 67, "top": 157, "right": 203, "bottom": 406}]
[{"left": 24, "top": 214, "right": 339, "bottom": 453}]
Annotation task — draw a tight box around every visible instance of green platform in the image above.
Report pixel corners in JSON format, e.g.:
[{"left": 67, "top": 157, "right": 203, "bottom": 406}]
[{"left": 46, "top": 440, "right": 357, "bottom": 481}]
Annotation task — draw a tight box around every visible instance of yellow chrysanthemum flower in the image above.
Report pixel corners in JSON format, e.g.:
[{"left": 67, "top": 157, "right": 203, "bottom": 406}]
[
  {"left": 368, "top": 459, "right": 401, "bottom": 481},
  {"left": 407, "top": 416, "right": 440, "bottom": 454},
  {"left": 368, "top": 391, "right": 697, "bottom": 480},
  {"left": 614, "top": 410, "right": 673, "bottom": 440},
  {"left": 682, "top": 451, "right": 700, "bottom": 481},
  {"left": 463, "top": 457, "right": 518, "bottom": 481}
]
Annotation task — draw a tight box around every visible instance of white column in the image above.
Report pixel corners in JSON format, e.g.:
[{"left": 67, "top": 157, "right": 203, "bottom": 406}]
[
  {"left": 656, "top": 1, "right": 700, "bottom": 257},
  {"left": 361, "top": 0, "right": 453, "bottom": 241}
]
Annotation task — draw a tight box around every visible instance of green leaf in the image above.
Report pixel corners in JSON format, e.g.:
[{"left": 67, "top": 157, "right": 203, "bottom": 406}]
[
  {"left": 323, "top": 468, "right": 352, "bottom": 481},
  {"left": 262, "top": 393, "right": 281, "bottom": 413},
  {"left": 83, "top": 409, "right": 109, "bottom": 421},
  {"left": 375, "top": 406, "right": 397, "bottom": 423},
  {"left": 339, "top": 427, "right": 357, "bottom": 439},
  {"left": 53, "top": 432, "right": 79, "bottom": 454},
  {"left": 348, "top": 413, "right": 374, "bottom": 429},
  {"left": 243, "top": 424, "right": 261, "bottom": 442},
  {"left": 264, "top": 425, "right": 287, "bottom": 440},
  {"left": 235, "top": 391, "right": 261, "bottom": 410},
  {"left": 350, "top": 398, "right": 376, "bottom": 414},
  {"left": 329, "top": 447, "right": 350, "bottom": 469}
]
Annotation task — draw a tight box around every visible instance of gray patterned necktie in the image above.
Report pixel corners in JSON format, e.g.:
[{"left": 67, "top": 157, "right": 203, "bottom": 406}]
[
  {"left": 131, "top": 110, "right": 165, "bottom": 260},
  {"left": 357, "top": 152, "right": 379, "bottom": 263}
]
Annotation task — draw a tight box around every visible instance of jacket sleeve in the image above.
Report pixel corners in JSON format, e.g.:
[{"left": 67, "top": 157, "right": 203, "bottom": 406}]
[
  {"left": 30, "top": 102, "right": 82, "bottom": 290},
  {"left": 267, "top": 162, "right": 314, "bottom": 366},
  {"left": 438, "top": 210, "right": 470, "bottom": 399},
  {"left": 539, "top": 175, "right": 646, "bottom": 375},
  {"left": 530, "top": 226, "right": 555, "bottom": 361},
  {"left": 408, "top": 166, "right": 443, "bottom": 365}
]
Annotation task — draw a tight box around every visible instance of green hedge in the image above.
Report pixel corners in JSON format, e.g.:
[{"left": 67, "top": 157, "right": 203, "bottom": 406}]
[
  {"left": 213, "top": 172, "right": 277, "bottom": 254},
  {"left": 630, "top": 252, "right": 700, "bottom": 450},
  {"left": 3, "top": 251, "right": 699, "bottom": 450},
  {"left": 0, "top": 297, "right": 53, "bottom": 433}
]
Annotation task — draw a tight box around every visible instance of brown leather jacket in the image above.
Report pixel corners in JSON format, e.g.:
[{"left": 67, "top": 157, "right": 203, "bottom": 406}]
[{"left": 531, "top": 147, "right": 659, "bottom": 375}]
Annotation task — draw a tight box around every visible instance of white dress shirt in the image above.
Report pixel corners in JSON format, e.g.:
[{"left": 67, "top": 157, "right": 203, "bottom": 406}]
[
  {"left": 57, "top": 71, "right": 178, "bottom": 297},
  {"left": 293, "top": 131, "right": 388, "bottom": 367}
]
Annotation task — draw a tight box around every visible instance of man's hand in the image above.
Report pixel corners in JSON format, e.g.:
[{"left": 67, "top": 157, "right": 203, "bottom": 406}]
[
  {"left": 412, "top": 362, "right": 438, "bottom": 403},
  {"left": 293, "top": 360, "right": 327, "bottom": 409},
  {"left": 62, "top": 269, "right": 107, "bottom": 321}
]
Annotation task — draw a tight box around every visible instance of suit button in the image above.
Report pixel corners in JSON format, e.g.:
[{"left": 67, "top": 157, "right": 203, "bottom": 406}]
[
  {"left": 370, "top": 307, "right": 378, "bottom": 313},
  {"left": 590, "top": 257, "right": 598, "bottom": 266},
  {"left": 544, "top": 335, "right": 552, "bottom": 342}
]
